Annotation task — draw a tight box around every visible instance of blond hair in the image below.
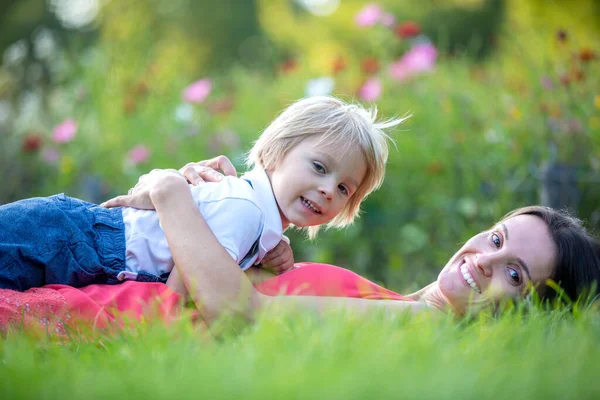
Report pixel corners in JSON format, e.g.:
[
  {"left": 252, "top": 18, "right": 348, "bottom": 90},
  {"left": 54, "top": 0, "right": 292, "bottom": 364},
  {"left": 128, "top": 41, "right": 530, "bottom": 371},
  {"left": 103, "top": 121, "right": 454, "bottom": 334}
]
[{"left": 247, "top": 96, "right": 408, "bottom": 237}]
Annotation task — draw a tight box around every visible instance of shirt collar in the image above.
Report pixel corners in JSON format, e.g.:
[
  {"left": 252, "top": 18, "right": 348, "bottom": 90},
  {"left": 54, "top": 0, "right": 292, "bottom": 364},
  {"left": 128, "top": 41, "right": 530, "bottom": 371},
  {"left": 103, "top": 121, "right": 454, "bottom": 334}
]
[{"left": 241, "top": 166, "right": 282, "bottom": 260}]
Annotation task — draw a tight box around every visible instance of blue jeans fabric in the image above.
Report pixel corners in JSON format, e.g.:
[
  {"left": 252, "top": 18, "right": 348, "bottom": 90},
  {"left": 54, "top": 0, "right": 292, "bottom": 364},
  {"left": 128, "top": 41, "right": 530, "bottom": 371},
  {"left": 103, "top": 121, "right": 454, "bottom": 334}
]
[{"left": 0, "top": 194, "right": 130, "bottom": 291}]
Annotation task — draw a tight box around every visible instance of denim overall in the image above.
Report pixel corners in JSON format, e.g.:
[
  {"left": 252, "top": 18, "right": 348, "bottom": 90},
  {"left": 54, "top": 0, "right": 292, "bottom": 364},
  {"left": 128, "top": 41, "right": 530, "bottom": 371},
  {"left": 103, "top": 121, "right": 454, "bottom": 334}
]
[{"left": 0, "top": 194, "right": 165, "bottom": 291}]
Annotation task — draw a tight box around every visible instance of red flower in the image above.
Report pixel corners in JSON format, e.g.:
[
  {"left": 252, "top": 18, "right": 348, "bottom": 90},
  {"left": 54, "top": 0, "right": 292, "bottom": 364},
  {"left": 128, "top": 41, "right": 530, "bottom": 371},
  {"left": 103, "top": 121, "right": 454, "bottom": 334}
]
[
  {"left": 426, "top": 160, "right": 444, "bottom": 175},
  {"left": 572, "top": 69, "right": 585, "bottom": 82},
  {"left": 332, "top": 56, "right": 347, "bottom": 74},
  {"left": 22, "top": 135, "right": 42, "bottom": 152},
  {"left": 135, "top": 80, "right": 149, "bottom": 97},
  {"left": 394, "top": 21, "right": 421, "bottom": 39},
  {"left": 280, "top": 58, "right": 297, "bottom": 74},
  {"left": 207, "top": 98, "right": 234, "bottom": 115},
  {"left": 361, "top": 57, "right": 380, "bottom": 74},
  {"left": 579, "top": 48, "right": 596, "bottom": 62}
]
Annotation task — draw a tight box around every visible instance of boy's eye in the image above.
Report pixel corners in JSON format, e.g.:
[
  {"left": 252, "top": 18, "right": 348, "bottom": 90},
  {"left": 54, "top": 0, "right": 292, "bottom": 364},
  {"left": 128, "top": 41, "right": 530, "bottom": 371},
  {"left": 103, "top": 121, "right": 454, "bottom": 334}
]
[
  {"left": 313, "top": 162, "right": 326, "bottom": 173},
  {"left": 491, "top": 233, "right": 501, "bottom": 248},
  {"left": 338, "top": 184, "right": 348, "bottom": 196}
]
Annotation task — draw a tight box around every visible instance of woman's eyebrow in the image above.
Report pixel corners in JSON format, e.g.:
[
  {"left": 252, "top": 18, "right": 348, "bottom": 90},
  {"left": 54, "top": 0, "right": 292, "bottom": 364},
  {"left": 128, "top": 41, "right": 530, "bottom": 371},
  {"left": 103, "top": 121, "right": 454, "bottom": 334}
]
[{"left": 501, "top": 223, "right": 532, "bottom": 281}]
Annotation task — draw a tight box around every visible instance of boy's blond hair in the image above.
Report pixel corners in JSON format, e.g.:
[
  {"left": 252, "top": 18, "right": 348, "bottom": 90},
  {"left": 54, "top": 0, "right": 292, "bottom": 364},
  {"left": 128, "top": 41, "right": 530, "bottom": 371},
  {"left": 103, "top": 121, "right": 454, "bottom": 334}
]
[{"left": 247, "top": 96, "right": 407, "bottom": 237}]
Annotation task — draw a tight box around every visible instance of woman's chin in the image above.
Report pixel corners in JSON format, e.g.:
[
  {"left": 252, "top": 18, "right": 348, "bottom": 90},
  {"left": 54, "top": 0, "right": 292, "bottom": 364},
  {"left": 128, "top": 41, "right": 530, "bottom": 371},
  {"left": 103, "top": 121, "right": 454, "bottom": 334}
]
[{"left": 438, "top": 270, "right": 481, "bottom": 314}]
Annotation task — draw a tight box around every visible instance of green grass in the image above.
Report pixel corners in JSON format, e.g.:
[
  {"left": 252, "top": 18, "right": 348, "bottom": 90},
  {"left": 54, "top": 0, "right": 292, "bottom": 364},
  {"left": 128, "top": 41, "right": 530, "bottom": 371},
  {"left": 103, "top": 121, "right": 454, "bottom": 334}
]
[{"left": 2, "top": 305, "right": 600, "bottom": 399}]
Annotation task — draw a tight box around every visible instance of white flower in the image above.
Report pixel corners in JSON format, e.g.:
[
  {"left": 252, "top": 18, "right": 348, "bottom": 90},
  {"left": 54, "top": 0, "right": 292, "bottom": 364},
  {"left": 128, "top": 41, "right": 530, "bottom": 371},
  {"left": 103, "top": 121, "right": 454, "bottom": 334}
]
[
  {"left": 175, "top": 103, "right": 194, "bottom": 123},
  {"left": 305, "top": 77, "right": 335, "bottom": 97}
]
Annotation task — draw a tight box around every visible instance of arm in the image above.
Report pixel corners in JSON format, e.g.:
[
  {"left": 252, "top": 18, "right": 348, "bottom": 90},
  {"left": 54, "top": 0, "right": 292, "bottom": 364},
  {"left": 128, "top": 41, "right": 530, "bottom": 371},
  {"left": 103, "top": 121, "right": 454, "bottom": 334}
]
[
  {"left": 108, "top": 170, "right": 435, "bottom": 328},
  {"left": 151, "top": 177, "right": 433, "bottom": 320},
  {"left": 149, "top": 174, "right": 261, "bottom": 325}
]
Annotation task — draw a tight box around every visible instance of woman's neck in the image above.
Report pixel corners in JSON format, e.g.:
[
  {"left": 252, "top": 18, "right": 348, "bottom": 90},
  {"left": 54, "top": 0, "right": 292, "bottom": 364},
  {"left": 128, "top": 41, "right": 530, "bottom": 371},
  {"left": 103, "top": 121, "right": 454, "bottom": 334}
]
[{"left": 406, "top": 282, "right": 456, "bottom": 314}]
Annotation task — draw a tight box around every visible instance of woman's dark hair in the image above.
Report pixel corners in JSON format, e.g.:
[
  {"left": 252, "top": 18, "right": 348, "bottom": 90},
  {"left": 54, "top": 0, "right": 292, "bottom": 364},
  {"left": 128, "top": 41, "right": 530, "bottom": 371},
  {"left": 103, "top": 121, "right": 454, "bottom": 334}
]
[{"left": 501, "top": 206, "right": 600, "bottom": 303}]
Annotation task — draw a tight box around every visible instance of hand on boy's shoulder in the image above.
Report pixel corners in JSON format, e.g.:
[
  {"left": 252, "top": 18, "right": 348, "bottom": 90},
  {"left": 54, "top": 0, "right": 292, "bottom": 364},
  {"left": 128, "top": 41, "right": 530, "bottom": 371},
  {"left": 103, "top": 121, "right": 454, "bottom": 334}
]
[{"left": 179, "top": 156, "right": 238, "bottom": 186}]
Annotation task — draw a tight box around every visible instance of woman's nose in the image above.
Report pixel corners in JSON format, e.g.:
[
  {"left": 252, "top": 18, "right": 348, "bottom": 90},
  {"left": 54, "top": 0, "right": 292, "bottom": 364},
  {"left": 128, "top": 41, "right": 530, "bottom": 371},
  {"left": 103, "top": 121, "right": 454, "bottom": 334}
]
[{"left": 475, "top": 253, "right": 494, "bottom": 277}]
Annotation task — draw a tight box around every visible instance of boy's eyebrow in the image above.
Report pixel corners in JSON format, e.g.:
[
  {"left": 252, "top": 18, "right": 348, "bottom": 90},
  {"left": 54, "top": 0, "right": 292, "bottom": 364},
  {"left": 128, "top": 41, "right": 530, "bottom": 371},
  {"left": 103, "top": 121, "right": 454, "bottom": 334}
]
[
  {"left": 314, "top": 151, "right": 360, "bottom": 189},
  {"left": 501, "top": 223, "right": 532, "bottom": 281}
]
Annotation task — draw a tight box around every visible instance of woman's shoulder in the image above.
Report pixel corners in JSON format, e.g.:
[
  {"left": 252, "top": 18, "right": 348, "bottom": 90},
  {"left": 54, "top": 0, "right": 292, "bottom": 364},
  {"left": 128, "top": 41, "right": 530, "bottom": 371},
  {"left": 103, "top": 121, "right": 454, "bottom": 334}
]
[{"left": 255, "top": 262, "right": 410, "bottom": 301}]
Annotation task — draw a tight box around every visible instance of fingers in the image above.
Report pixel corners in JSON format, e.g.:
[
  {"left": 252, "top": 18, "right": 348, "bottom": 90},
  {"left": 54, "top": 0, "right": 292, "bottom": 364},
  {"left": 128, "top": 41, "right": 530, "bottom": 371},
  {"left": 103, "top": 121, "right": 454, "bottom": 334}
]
[
  {"left": 180, "top": 164, "right": 205, "bottom": 185},
  {"left": 261, "top": 240, "right": 294, "bottom": 274},
  {"left": 181, "top": 164, "right": 225, "bottom": 185},
  {"left": 100, "top": 195, "right": 131, "bottom": 208},
  {"left": 180, "top": 156, "right": 237, "bottom": 186},
  {"left": 261, "top": 240, "right": 286, "bottom": 264},
  {"left": 198, "top": 155, "right": 238, "bottom": 177}
]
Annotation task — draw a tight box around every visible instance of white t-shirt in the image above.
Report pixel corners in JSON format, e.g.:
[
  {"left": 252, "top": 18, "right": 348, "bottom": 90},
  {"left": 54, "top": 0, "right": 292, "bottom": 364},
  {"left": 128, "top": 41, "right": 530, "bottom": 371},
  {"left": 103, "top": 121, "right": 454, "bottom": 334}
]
[{"left": 119, "top": 167, "right": 283, "bottom": 280}]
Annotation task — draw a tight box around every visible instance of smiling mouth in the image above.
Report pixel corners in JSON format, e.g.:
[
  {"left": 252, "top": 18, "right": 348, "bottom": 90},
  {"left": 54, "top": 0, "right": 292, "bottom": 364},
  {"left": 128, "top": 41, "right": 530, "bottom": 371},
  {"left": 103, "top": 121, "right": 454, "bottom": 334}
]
[
  {"left": 460, "top": 264, "right": 482, "bottom": 294},
  {"left": 301, "top": 197, "right": 321, "bottom": 214}
]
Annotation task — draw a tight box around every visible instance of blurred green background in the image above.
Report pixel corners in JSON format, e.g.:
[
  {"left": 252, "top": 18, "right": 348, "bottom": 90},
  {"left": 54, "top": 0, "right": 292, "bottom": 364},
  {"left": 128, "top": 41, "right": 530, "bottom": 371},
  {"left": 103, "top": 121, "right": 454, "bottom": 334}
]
[{"left": 1, "top": 0, "right": 599, "bottom": 292}]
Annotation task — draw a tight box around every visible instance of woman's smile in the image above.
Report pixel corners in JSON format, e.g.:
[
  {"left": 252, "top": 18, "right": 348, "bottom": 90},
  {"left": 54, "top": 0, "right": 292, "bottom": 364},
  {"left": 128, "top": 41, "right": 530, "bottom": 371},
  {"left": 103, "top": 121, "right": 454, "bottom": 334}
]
[{"left": 459, "top": 262, "right": 481, "bottom": 294}]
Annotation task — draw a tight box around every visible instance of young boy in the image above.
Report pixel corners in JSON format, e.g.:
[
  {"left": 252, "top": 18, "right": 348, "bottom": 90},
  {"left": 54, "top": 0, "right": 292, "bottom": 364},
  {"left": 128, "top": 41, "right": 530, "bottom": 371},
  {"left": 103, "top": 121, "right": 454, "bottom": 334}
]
[{"left": 0, "top": 96, "right": 405, "bottom": 291}]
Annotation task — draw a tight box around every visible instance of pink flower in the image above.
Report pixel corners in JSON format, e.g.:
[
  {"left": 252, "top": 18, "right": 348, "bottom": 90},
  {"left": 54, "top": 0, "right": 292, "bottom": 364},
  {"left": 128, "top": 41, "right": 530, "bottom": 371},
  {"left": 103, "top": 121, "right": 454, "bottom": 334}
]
[
  {"left": 128, "top": 145, "right": 150, "bottom": 165},
  {"left": 182, "top": 79, "right": 212, "bottom": 103},
  {"left": 51, "top": 118, "right": 77, "bottom": 143},
  {"left": 355, "top": 4, "right": 382, "bottom": 27},
  {"left": 358, "top": 78, "right": 382, "bottom": 102},
  {"left": 390, "top": 43, "right": 438, "bottom": 81},
  {"left": 380, "top": 12, "right": 396, "bottom": 27}
]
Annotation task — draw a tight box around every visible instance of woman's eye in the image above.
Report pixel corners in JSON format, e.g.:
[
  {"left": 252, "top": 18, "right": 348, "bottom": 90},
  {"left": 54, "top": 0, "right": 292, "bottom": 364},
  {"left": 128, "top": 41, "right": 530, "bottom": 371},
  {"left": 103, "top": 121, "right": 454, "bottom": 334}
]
[
  {"left": 507, "top": 267, "right": 522, "bottom": 285},
  {"left": 338, "top": 184, "right": 348, "bottom": 196},
  {"left": 491, "top": 233, "right": 501, "bottom": 248},
  {"left": 313, "top": 162, "right": 326, "bottom": 174}
]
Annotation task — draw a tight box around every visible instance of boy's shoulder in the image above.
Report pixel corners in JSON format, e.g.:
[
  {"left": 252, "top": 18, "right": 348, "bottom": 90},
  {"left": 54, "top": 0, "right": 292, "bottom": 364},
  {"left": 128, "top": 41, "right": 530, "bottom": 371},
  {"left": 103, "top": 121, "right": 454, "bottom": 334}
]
[{"left": 188, "top": 175, "right": 259, "bottom": 205}]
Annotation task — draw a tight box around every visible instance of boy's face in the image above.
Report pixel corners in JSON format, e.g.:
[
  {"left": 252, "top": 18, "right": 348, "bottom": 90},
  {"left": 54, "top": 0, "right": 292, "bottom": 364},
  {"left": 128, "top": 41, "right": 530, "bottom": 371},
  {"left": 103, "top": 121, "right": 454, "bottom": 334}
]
[{"left": 267, "top": 136, "right": 367, "bottom": 230}]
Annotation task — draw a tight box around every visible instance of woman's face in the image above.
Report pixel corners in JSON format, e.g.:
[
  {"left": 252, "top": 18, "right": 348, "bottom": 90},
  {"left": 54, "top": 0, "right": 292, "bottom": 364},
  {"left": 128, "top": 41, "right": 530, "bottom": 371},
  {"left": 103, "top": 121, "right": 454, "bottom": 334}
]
[{"left": 437, "top": 214, "right": 557, "bottom": 314}]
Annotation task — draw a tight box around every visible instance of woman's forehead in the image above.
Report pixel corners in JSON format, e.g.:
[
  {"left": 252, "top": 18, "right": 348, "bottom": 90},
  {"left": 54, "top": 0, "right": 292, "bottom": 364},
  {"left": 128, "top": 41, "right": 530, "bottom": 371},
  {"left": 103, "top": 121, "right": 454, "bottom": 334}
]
[{"left": 502, "top": 215, "right": 557, "bottom": 283}]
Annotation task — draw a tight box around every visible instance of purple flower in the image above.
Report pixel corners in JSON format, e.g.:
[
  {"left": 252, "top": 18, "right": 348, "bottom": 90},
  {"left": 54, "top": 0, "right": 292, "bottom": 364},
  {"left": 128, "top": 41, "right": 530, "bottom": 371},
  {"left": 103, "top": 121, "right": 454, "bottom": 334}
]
[
  {"left": 568, "top": 118, "right": 583, "bottom": 134},
  {"left": 355, "top": 4, "right": 382, "bottom": 27},
  {"left": 128, "top": 145, "right": 150, "bottom": 165},
  {"left": 51, "top": 118, "right": 77, "bottom": 143},
  {"left": 358, "top": 78, "right": 382, "bottom": 102},
  {"left": 390, "top": 43, "right": 438, "bottom": 81},
  {"left": 182, "top": 79, "right": 212, "bottom": 103},
  {"left": 540, "top": 76, "right": 554, "bottom": 89},
  {"left": 41, "top": 148, "right": 60, "bottom": 164}
]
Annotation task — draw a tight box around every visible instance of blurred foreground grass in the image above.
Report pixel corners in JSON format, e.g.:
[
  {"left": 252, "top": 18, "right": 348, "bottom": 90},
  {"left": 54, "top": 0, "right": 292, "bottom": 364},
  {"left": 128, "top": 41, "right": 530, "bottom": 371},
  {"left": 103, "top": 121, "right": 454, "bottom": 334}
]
[{"left": 2, "top": 304, "right": 600, "bottom": 399}]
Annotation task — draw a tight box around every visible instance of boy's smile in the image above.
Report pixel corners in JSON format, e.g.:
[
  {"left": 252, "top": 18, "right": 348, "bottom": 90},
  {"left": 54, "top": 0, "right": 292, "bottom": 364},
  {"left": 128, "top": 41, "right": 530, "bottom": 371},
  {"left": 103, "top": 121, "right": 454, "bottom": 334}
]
[{"left": 267, "top": 136, "right": 367, "bottom": 230}]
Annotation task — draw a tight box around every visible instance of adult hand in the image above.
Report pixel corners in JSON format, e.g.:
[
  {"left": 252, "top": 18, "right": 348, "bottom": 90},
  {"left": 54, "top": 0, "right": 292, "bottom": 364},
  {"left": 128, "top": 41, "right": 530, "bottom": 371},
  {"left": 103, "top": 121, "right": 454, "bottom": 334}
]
[
  {"left": 260, "top": 239, "right": 295, "bottom": 274},
  {"left": 100, "top": 169, "right": 185, "bottom": 210},
  {"left": 179, "top": 155, "right": 238, "bottom": 185}
]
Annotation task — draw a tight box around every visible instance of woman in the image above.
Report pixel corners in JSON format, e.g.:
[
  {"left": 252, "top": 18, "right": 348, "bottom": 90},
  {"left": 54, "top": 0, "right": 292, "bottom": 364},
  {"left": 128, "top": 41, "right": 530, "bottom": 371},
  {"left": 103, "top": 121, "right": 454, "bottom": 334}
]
[{"left": 2, "top": 158, "right": 599, "bottom": 333}]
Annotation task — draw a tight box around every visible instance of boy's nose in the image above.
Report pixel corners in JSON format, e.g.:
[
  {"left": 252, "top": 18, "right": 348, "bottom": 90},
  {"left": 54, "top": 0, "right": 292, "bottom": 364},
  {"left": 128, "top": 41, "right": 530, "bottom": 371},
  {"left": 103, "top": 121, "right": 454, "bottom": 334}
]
[{"left": 319, "top": 181, "right": 335, "bottom": 200}]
